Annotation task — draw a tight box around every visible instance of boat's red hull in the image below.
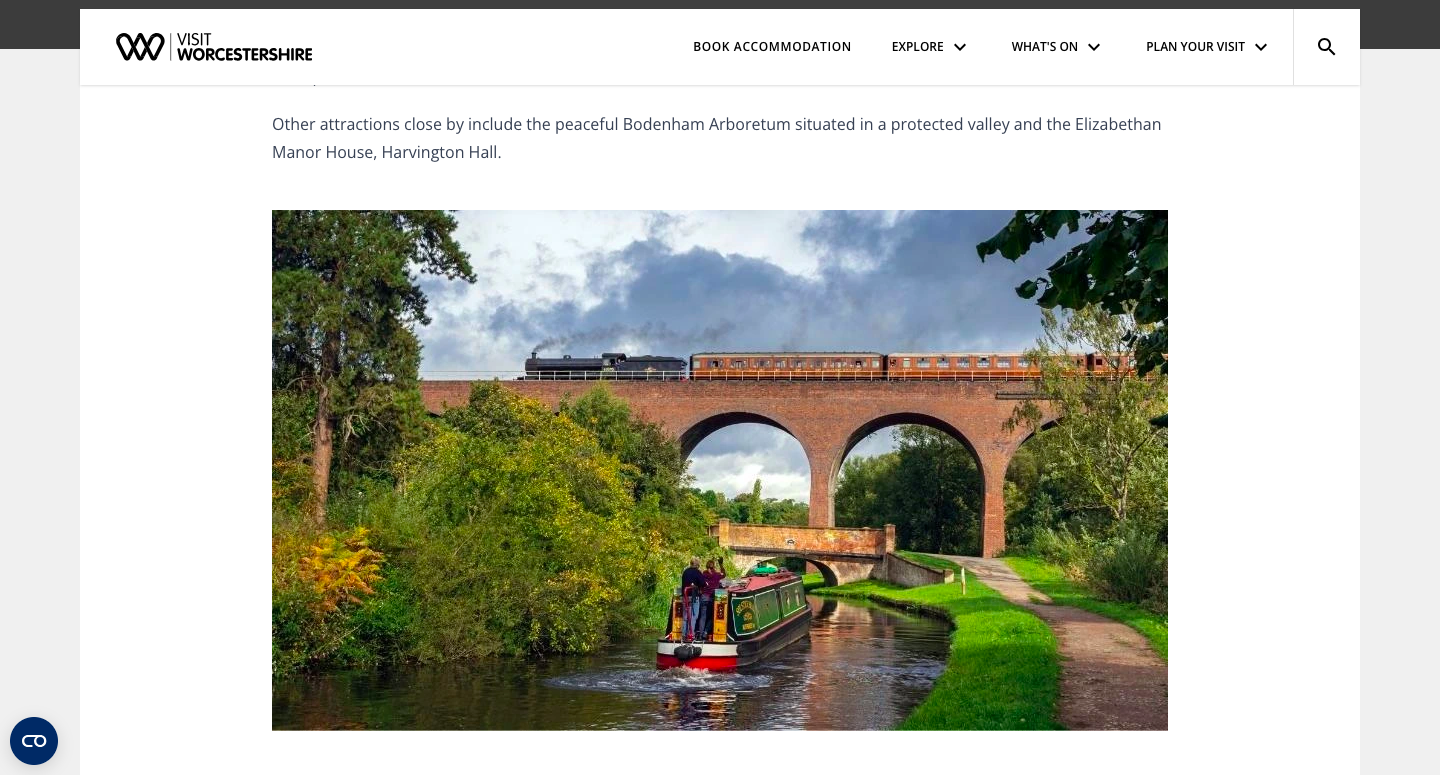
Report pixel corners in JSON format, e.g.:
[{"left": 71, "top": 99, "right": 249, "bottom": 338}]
[
  {"left": 657, "top": 608, "right": 811, "bottom": 671},
  {"left": 655, "top": 653, "right": 738, "bottom": 671}
]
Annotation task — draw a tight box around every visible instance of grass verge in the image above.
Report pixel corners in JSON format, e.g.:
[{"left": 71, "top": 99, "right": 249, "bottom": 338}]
[
  {"left": 896, "top": 550, "right": 961, "bottom": 575},
  {"left": 1003, "top": 556, "right": 1168, "bottom": 661},
  {"left": 814, "top": 578, "right": 1060, "bottom": 730},
  {"left": 800, "top": 572, "right": 827, "bottom": 591}
]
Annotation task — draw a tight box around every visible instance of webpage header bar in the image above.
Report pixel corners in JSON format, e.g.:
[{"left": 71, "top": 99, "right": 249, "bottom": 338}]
[{"left": 80, "top": 9, "right": 1360, "bottom": 87}]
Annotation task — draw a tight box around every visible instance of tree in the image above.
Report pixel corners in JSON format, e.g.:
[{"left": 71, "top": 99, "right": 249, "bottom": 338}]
[
  {"left": 834, "top": 427, "right": 983, "bottom": 555},
  {"left": 691, "top": 483, "right": 807, "bottom": 526},
  {"left": 759, "top": 498, "right": 809, "bottom": 526},
  {"left": 834, "top": 453, "right": 898, "bottom": 529},
  {"left": 748, "top": 479, "right": 764, "bottom": 524},
  {"left": 977, "top": 210, "right": 1167, "bottom": 376},
  {"left": 560, "top": 384, "right": 690, "bottom": 509},
  {"left": 1009, "top": 307, "right": 1168, "bottom": 530},
  {"left": 273, "top": 210, "right": 474, "bottom": 525},
  {"left": 401, "top": 382, "right": 658, "bottom": 655}
]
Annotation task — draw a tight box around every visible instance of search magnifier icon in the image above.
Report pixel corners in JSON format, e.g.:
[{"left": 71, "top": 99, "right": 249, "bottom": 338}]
[{"left": 1318, "top": 38, "right": 1336, "bottom": 55}]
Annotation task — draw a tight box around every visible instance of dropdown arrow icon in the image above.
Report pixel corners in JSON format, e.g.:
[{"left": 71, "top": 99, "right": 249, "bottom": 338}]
[
  {"left": 954, "top": 43, "right": 966, "bottom": 51},
  {"left": 1256, "top": 43, "right": 1268, "bottom": 51},
  {"left": 1088, "top": 43, "right": 1100, "bottom": 50}
]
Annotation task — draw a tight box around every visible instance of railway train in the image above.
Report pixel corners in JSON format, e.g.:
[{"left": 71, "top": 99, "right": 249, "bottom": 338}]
[{"left": 522, "top": 350, "right": 1137, "bottom": 380}]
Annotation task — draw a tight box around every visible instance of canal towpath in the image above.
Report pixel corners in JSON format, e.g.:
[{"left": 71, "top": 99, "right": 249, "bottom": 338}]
[{"left": 929, "top": 555, "right": 1168, "bottom": 731}]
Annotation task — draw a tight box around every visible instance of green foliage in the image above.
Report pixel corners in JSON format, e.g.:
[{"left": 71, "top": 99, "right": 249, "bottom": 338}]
[
  {"left": 1005, "top": 485, "right": 1062, "bottom": 549},
  {"left": 395, "top": 382, "right": 694, "bottom": 656},
  {"left": 776, "top": 557, "right": 809, "bottom": 574},
  {"left": 273, "top": 383, "right": 716, "bottom": 675},
  {"left": 1011, "top": 307, "right": 1168, "bottom": 530},
  {"left": 1082, "top": 520, "right": 1168, "bottom": 610},
  {"left": 834, "top": 426, "right": 983, "bottom": 555},
  {"left": 272, "top": 390, "right": 318, "bottom": 515},
  {"left": 977, "top": 210, "right": 1168, "bottom": 376},
  {"left": 691, "top": 485, "right": 809, "bottom": 526},
  {"left": 1029, "top": 523, "right": 1092, "bottom": 569},
  {"left": 1025, "top": 522, "right": 1167, "bottom": 612},
  {"left": 816, "top": 579, "right": 1060, "bottom": 730},
  {"left": 272, "top": 210, "right": 474, "bottom": 522},
  {"left": 271, "top": 389, "right": 317, "bottom": 462},
  {"left": 748, "top": 480, "right": 764, "bottom": 523},
  {"left": 1004, "top": 556, "right": 1167, "bottom": 660},
  {"left": 559, "top": 384, "right": 690, "bottom": 509}
]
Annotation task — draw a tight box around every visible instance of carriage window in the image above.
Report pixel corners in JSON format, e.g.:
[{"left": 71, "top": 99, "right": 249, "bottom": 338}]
[
  {"left": 902, "top": 358, "right": 911, "bottom": 367},
  {"left": 854, "top": 359, "right": 863, "bottom": 367},
  {"left": 957, "top": 357, "right": 969, "bottom": 367},
  {"left": 871, "top": 359, "right": 880, "bottom": 368},
  {"left": 776, "top": 359, "right": 787, "bottom": 368},
  {"left": 918, "top": 357, "right": 931, "bottom": 367},
  {"left": 937, "top": 356, "right": 949, "bottom": 367},
  {"left": 710, "top": 360, "right": 720, "bottom": 368},
  {"left": 731, "top": 359, "right": 746, "bottom": 368},
  {"left": 998, "top": 358, "right": 1011, "bottom": 368},
  {"left": 978, "top": 357, "right": 990, "bottom": 367},
  {"left": 1019, "top": 357, "right": 1029, "bottom": 367},
  {"left": 758, "top": 359, "right": 770, "bottom": 368}
]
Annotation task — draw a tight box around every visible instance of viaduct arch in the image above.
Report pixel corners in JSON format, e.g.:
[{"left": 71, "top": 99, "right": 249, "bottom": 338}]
[{"left": 419, "top": 380, "right": 1059, "bottom": 558}]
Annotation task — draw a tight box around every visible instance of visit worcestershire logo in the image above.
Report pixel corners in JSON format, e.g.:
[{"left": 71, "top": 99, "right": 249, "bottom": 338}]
[{"left": 116, "top": 33, "right": 164, "bottom": 61}]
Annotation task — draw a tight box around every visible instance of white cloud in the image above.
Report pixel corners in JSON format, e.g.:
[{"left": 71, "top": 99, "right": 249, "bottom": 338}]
[{"left": 687, "top": 424, "right": 810, "bottom": 501}]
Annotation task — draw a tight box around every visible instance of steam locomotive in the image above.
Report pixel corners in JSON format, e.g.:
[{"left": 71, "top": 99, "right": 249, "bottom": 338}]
[
  {"left": 522, "top": 350, "right": 1137, "bottom": 380},
  {"left": 522, "top": 351, "right": 688, "bottom": 380}
]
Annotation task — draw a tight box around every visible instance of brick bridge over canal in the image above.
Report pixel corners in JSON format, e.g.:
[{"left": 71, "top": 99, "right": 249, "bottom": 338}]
[
  {"left": 710, "top": 519, "right": 950, "bottom": 587},
  {"left": 419, "top": 380, "right": 1059, "bottom": 558}
]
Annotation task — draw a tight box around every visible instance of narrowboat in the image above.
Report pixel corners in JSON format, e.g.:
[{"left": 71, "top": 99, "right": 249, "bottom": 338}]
[{"left": 656, "top": 568, "right": 812, "bottom": 671}]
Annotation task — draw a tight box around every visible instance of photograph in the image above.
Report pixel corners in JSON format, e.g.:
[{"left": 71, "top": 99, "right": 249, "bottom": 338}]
[{"left": 270, "top": 209, "right": 1169, "bottom": 730}]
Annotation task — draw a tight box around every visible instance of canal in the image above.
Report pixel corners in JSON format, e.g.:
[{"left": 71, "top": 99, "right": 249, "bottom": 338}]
[{"left": 272, "top": 595, "right": 951, "bottom": 730}]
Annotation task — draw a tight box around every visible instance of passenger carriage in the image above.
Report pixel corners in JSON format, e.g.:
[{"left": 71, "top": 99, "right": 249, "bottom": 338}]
[
  {"left": 689, "top": 352, "right": 885, "bottom": 380},
  {"left": 884, "top": 352, "right": 1045, "bottom": 380}
]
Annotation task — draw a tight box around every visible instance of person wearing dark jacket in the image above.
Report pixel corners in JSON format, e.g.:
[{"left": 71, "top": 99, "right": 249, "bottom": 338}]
[
  {"left": 699, "top": 557, "right": 726, "bottom": 638},
  {"left": 680, "top": 557, "right": 707, "bottom": 641}
]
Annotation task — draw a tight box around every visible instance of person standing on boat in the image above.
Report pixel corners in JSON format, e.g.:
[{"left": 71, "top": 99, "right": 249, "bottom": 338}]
[
  {"left": 681, "top": 557, "right": 707, "bottom": 642},
  {"left": 699, "top": 557, "right": 726, "bottom": 639}
]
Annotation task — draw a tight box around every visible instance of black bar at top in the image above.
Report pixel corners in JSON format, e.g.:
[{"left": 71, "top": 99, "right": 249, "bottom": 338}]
[{"left": 7, "top": 4, "right": 1436, "bottom": 51}]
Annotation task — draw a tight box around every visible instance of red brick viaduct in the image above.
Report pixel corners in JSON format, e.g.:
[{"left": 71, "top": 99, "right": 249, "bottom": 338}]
[{"left": 418, "top": 379, "right": 1058, "bottom": 558}]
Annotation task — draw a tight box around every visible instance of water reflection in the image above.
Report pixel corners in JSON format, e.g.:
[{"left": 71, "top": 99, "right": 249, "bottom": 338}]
[{"left": 273, "top": 596, "right": 948, "bottom": 731}]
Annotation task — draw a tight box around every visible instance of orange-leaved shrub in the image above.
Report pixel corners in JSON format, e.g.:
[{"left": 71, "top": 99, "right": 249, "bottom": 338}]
[{"left": 298, "top": 527, "right": 385, "bottom": 612}]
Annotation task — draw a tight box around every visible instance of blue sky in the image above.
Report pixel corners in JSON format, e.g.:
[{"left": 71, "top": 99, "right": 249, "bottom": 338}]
[{"left": 416, "top": 210, "right": 1074, "bottom": 500}]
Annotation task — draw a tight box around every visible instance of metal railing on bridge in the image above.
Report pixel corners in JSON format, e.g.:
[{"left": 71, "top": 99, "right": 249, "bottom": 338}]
[{"left": 419, "top": 370, "right": 1055, "bottom": 382}]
